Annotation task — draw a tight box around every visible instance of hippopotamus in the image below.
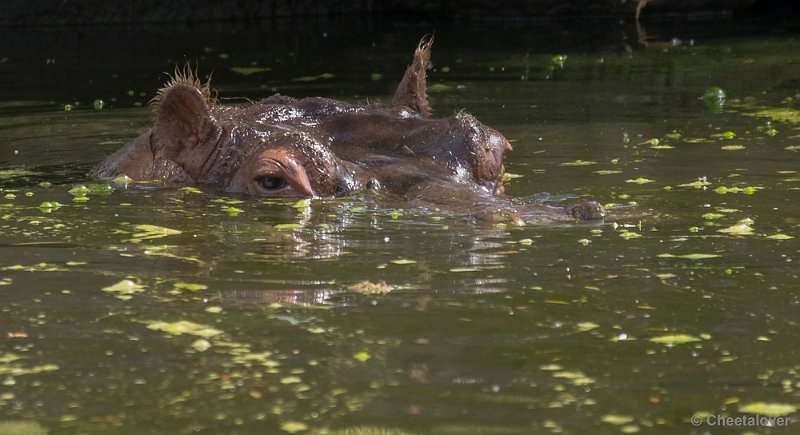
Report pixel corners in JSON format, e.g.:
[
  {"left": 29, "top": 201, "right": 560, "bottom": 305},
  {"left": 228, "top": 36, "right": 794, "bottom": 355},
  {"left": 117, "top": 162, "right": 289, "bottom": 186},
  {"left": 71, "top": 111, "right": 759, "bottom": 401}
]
[{"left": 91, "top": 37, "right": 605, "bottom": 223}]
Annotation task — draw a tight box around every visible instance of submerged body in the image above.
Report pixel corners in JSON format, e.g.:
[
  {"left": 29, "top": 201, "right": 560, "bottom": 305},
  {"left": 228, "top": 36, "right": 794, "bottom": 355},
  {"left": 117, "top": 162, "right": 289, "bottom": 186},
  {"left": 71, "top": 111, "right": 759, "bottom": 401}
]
[{"left": 92, "top": 37, "right": 604, "bottom": 223}]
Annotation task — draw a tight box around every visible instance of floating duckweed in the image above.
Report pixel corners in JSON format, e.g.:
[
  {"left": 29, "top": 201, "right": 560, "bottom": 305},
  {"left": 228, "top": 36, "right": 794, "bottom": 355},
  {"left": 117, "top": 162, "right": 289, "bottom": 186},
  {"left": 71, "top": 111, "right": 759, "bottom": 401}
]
[
  {"left": 179, "top": 186, "right": 203, "bottom": 194},
  {"left": 274, "top": 223, "right": 302, "bottom": 230},
  {"left": 560, "top": 160, "right": 598, "bottom": 167},
  {"left": 649, "top": 334, "right": 702, "bottom": 344},
  {"left": 766, "top": 234, "right": 794, "bottom": 240},
  {"left": 112, "top": 175, "right": 133, "bottom": 185},
  {"left": 291, "top": 199, "right": 310, "bottom": 210},
  {"left": 68, "top": 183, "right": 113, "bottom": 196},
  {"left": 146, "top": 320, "right": 223, "bottom": 338},
  {"left": 63, "top": 104, "right": 73, "bottom": 112},
  {"left": 539, "top": 364, "right": 562, "bottom": 371},
  {"left": 718, "top": 223, "right": 754, "bottom": 236},
  {"left": 748, "top": 107, "right": 800, "bottom": 124},
  {"left": 221, "top": 206, "right": 243, "bottom": 216},
  {"left": 620, "top": 231, "right": 642, "bottom": 240},
  {"left": 658, "top": 253, "right": 721, "bottom": 260},
  {"left": 191, "top": 339, "right": 212, "bottom": 352},
  {"left": 280, "top": 376, "right": 302, "bottom": 384},
  {"left": 594, "top": 170, "right": 623, "bottom": 175},
  {"left": 714, "top": 186, "right": 760, "bottom": 195},
  {"left": 102, "top": 279, "right": 145, "bottom": 296},
  {"left": 711, "top": 131, "right": 736, "bottom": 139},
  {"left": 92, "top": 99, "right": 104, "bottom": 110},
  {"left": 370, "top": 73, "right": 383, "bottom": 81},
  {"left": 280, "top": 421, "right": 309, "bottom": 433},
  {"left": 230, "top": 66, "right": 271, "bottom": 76},
  {"left": 130, "top": 224, "right": 182, "bottom": 242},
  {"left": 353, "top": 351, "right": 371, "bottom": 362},
  {"left": 702, "top": 213, "right": 724, "bottom": 220},
  {"left": 576, "top": 322, "right": 599, "bottom": 332},
  {"left": 551, "top": 54, "right": 567, "bottom": 67},
  {"left": 38, "top": 201, "right": 63, "bottom": 212},
  {"left": 390, "top": 259, "right": 416, "bottom": 265},
  {"left": 551, "top": 371, "right": 595, "bottom": 385},
  {"left": 448, "top": 267, "right": 480, "bottom": 273},
  {"left": 721, "top": 145, "right": 745, "bottom": 151},
  {"left": 348, "top": 280, "right": 393, "bottom": 295},
  {"left": 205, "top": 306, "right": 223, "bottom": 314},
  {"left": 428, "top": 83, "right": 454, "bottom": 93},
  {"left": 602, "top": 415, "right": 635, "bottom": 425},
  {"left": 291, "top": 73, "right": 335, "bottom": 82},
  {"left": 678, "top": 180, "right": 711, "bottom": 189},
  {"left": 173, "top": 282, "right": 208, "bottom": 292},
  {"left": 738, "top": 402, "right": 796, "bottom": 417},
  {"left": 625, "top": 178, "right": 655, "bottom": 184}
]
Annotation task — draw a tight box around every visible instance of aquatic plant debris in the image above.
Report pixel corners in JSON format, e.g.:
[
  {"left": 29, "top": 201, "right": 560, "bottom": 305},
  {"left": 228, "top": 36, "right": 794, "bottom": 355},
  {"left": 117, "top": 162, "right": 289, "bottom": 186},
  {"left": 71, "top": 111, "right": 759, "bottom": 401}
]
[
  {"left": 173, "top": 282, "right": 208, "bottom": 292},
  {"left": 191, "top": 339, "right": 211, "bottom": 352},
  {"left": 766, "top": 234, "right": 794, "bottom": 240},
  {"left": 602, "top": 415, "right": 635, "bottom": 425},
  {"left": 129, "top": 224, "right": 182, "bottom": 242},
  {"left": 353, "top": 351, "right": 371, "bottom": 362},
  {"left": 102, "top": 280, "right": 145, "bottom": 300},
  {"left": 560, "top": 160, "right": 598, "bottom": 166},
  {"left": 390, "top": 259, "right": 417, "bottom": 265},
  {"left": 38, "top": 201, "right": 63, "bottom": 212},
  {"left": 717, "top": 223, "right": 755, "bottom": 236},
  {"left": 68, "top": 183, "right": 113, "bottom": 196},
  {"left": 291, "top": 73, "right": 335, "bottom": 82},
  {"left": 625, "top": 178, "right": 655, "bottom": 184},
  {"left": 280, "top": 421, "right": 309, "bottom": 433},
  {"left": 230, "top": 66, "right": 271, "bottom": 76},
  {"left": 738, "top": 402, "right": 796, "bottom": 417},
  {"left": 146, "top": 320, "right": 223, "bottom": 338},
  {"left": 658, "top": 253, "right": 721, "bottom": 260},
  {"left": 274, "top": 223, "right": 303, "bottom": 230},
  {"left": 649, "top": 334, "right": 702, "bottom": 344},
  {"left": 347, "top": 281, "right": 394, "bottom": 295},
  {"left": 428, "top": 83, "right": 454, "bottom": 93}
]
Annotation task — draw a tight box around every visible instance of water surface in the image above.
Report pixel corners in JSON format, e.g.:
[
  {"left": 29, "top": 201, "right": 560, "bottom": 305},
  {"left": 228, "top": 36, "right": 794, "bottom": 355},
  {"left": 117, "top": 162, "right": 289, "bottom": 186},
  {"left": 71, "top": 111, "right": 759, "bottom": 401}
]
[{"left": 0, "top": 18, "right": 799, "bottom": 434}]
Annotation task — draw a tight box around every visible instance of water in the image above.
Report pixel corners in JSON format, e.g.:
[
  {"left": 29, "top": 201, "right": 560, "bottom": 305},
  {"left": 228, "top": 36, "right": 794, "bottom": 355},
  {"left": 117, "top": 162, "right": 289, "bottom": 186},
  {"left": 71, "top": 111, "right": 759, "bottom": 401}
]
[{"left": 1, "top": 17, "right": 799, "bottom": 434}]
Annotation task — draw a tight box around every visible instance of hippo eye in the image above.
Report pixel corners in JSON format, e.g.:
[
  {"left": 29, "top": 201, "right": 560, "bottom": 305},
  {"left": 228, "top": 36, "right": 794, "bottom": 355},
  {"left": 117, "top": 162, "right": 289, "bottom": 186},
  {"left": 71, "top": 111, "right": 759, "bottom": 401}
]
[{"left": 257, "top": 176, "right": 287, "bottom": 191}]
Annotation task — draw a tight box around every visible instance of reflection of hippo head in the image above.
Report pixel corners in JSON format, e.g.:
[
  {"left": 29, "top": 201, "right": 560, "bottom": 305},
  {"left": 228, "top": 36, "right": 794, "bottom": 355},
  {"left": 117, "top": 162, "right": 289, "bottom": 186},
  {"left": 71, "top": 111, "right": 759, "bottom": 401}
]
[{"left": 92, "top": 37, "right": 604, "bottom": 222}]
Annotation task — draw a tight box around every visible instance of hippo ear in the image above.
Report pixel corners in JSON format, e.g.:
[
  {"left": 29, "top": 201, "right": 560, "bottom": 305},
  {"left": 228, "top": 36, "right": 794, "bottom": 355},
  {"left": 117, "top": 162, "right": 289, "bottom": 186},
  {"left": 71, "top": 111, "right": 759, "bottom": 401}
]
[
  {"left": 392, "top": 35, "right": 433, "bottom": 117},
  {"left": 152, "top": 69, "right": 219, "bottom": 179}
]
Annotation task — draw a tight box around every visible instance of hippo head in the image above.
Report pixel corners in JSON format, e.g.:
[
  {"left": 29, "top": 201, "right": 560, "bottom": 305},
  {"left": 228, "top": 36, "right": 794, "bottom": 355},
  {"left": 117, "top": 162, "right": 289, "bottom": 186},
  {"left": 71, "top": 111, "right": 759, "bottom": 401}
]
[{"left": 92, "top": 37, "right": 605, "bottom": 222}]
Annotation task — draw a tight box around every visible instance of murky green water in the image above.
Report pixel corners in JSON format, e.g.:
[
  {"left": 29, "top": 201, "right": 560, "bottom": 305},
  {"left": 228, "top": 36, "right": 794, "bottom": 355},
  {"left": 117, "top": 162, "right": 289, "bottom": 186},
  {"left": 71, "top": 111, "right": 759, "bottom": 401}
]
[{"left": 1, "top": 18, "right": 799, "bottom": 434}]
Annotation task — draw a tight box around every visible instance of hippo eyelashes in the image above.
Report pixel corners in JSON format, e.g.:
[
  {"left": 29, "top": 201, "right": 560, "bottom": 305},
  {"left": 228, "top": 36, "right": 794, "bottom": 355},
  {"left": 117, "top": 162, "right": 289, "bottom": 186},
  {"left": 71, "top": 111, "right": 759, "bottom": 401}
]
[{"left": 91, "top": 36, "right": 606, "bottom": 222}]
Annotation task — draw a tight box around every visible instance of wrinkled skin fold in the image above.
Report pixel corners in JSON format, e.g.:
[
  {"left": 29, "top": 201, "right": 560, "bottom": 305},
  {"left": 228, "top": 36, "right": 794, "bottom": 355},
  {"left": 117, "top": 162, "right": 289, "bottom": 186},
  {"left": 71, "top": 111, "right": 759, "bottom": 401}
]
[{"left": 91, "top": 36, "right": 605, "bottom": 224}]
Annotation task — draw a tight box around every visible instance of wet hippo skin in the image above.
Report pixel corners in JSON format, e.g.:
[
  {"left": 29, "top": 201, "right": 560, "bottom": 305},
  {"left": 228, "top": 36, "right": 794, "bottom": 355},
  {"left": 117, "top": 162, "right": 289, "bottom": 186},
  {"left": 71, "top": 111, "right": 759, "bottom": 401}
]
[{"left": 91, "top": 36, "right": 605, "bottom": 224}]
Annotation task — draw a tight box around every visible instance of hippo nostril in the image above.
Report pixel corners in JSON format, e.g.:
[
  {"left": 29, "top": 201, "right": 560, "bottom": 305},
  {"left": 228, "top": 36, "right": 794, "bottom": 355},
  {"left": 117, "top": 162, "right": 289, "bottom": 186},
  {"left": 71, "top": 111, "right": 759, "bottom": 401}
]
[{"left": 257, "top": 176, "right": 287, "bottom": 191}]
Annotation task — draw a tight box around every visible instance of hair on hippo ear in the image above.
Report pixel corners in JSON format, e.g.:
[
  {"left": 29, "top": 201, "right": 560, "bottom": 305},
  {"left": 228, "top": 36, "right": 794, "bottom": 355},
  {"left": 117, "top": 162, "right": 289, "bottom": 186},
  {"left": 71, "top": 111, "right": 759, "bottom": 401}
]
[
  {"left": 152, "top": 64, "right": 220, "bottom": 180},
  {"left": 392, "top": 34, "right": 433, "bottom": 117},
  {"left": 151, "top": 63, "right": 215, "bottom": 109}
]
